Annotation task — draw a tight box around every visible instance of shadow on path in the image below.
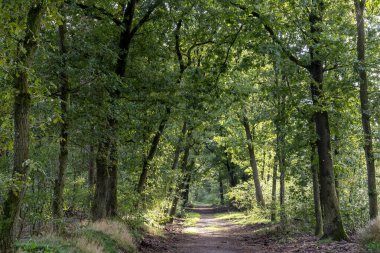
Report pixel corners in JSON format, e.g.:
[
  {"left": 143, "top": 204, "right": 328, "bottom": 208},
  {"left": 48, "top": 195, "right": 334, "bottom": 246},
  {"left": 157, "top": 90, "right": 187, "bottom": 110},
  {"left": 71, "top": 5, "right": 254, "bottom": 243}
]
[{"left": 140, "top": 206, "right": 363, "bottom": 253}]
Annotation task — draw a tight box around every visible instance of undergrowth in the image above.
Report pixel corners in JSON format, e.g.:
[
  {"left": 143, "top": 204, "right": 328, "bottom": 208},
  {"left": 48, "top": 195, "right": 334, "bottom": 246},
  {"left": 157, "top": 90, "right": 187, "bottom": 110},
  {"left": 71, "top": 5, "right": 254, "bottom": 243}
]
[
  {"left": 359, "top": 217, "right": 380, "bottom": 252},
  {"left": 16, "top": 219, "right": 138, "bottom": 253}
]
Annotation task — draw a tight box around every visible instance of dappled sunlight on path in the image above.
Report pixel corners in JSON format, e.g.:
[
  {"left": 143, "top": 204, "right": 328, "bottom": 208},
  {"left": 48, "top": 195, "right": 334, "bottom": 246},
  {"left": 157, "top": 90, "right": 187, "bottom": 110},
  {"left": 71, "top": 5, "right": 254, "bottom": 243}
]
[
  {"left": 141, "top": 206, "right": 363, "bottom": 253},
  {"left": 171, "top": 207, "right": 265, "bottom": 253}
]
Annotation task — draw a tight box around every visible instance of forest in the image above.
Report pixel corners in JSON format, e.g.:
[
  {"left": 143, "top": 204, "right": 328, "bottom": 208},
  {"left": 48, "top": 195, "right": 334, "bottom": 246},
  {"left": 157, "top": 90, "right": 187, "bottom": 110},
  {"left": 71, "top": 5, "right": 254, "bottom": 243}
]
[{"left": 0, "top": 0, "right": 379, "bottom": 252}]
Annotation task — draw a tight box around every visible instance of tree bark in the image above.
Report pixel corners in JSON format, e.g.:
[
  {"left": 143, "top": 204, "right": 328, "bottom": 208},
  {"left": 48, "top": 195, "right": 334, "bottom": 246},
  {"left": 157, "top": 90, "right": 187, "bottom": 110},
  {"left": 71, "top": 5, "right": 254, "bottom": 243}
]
[
  {"left": 92, "top": 141, "right": 110, "bottom": 220},
  {"left": 106, "top": 134, "right": 118, "bottom": 216},
  {"left": 242, "top": 115, "right": 265, "bottom": 207},
  {"left": 169, "top": 141, "right": 191, "bottom": 219},
  {"left": 0, "top": 3, "right": 44, "bottom": 252},
  {"left": 52, "top": 20, "right": 70, "bottom": 226},
  {"left": 278, "top": 136, "right": 286, "bottom": 222},
  {"left": 311, "top": 137, "right": 323, "bottom": 236},
  {"left": 181, "top": 162, "right": 193, "bottom": 208},
  {"left": 137, "top": 107, "right": 170, "bottom": 193},
  {"left": 219, "top": 175, "right": 225, "bottom": 205},
  {"left": 88, "top": 145, "right": 95, "bottom": 188},
  {"left": 270, "top": 161, "right": 278, "bottom": 222},
  {"left": 250, "top": 0, "right": 347, "bottom": 239},
  {"left": 225, "top": 151, "right": 238, "bottom": 187},
  {"left": 171, "top": 122, "right": 187, "bottom": 170},
  {"left": 354, "top": 0, "right": 378, "bottom": 219},
  {"left": 91, "top": 0, "right": 161, "bottom": 219},
  {"left": 261, "top": 151, "right": 266, "bottom": 181},
  {"left": 307, "top": 0, "right": 347, "bottom": 240}
]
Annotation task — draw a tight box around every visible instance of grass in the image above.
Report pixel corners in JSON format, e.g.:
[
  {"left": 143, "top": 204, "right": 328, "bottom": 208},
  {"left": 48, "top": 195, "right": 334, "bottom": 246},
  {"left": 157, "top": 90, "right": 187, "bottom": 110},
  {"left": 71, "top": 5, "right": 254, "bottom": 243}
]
[
  {"left": 366, "top": 242, "right": 380, "bottom": 252},
  {"left": 16, "top": 237, "right": 80, "bottom": 253},
  {"left": 214, "top": 211, "right": 270, "bottom": 225},
  {"left": 182, "top": 212, "right": 202, "bottom": 234},
  {"left": 183, "top": 212, "right": 201, "bottom": 227},
  {"left": 16, "top": 219, "right": 137, "bottom": 253}
]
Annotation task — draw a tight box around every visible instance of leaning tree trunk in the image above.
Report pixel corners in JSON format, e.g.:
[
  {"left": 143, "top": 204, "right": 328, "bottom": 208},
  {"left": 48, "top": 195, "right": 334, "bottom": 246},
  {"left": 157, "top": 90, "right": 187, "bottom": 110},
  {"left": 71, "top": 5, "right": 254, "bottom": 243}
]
[
  {"left": 242, "top": 115, "right": 265, "bottom": 207},
  {"left": 354, "top": 0, "right": 378, "bottom": 219},
  {"left": 137, "top": 108, "right": 170, "bottom": 193},
  {"left": 52, "top": 20, "right": 70, "bottom": 226},
  {"left": 0, "top": 3, "right": 44, "bottom": 252},
  {"left": 169, "top": 143, "right": 191, "bottom": 219},
  {"left": 181, "top": 161, "right": 194, "bottom": 208}
]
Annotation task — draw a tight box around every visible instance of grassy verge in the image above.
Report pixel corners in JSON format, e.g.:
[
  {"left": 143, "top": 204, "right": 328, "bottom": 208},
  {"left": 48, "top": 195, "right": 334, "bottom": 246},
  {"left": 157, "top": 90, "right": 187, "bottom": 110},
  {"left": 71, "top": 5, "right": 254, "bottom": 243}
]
[
  {"left": 183, "top": 212, "right": 201, "bottom": 227},
  {"left": 16, "top": 237, "right": 80, "bottom": 253},
  {"left": 16, "top": 220, "right": 137, "bottom": 253},
  {"left": 214, "top": 211, "right": 270, "bottom": 225}
]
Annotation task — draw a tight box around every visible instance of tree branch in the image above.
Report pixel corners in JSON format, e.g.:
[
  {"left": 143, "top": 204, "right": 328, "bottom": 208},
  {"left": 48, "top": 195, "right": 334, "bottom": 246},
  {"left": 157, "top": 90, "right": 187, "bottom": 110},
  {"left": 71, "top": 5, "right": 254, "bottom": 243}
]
[
  {"left": 65, "top": 0, "right": 122, "bottom": 26},
  {"left": 230, "top": 1, "right": 308, "bottom": 69},
  {"left": 130, "top": 0, "right": 163, "bottom": 38}
]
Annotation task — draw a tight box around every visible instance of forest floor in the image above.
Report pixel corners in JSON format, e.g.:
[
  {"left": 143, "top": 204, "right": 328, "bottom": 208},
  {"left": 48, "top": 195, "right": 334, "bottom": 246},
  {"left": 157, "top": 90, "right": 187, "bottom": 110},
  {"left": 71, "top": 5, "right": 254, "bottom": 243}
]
[{"left": 140, "top": 206, "right": 364, "bottom": 253}]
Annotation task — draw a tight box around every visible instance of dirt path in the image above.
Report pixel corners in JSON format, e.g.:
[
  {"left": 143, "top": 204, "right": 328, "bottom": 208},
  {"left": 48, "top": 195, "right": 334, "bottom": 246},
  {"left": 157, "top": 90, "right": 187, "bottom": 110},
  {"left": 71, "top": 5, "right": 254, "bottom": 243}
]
[
  {"left": 170, "top": 207, "right": 262, "bottom": 253},
  {"left": 140, "top": 207, "right": 364, "bottom": 253}
]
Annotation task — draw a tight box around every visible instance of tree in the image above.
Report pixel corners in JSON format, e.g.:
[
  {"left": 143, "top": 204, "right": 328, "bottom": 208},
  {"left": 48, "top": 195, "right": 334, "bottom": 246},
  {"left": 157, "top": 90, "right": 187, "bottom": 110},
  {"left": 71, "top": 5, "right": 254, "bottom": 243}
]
[
  {"left": 52, "top": 17, "right": 70, "bottom": 227},
  {"left": 0, "top": 2, "right": 45, "bottom": 251},
  {"left": 236, "top": 0, "right": 348, "bottom": 239},
  {"left": 241, "top": 114, "right": 265, "bottom": 207},
  {"left": 354, "top": 0, "right": 378, "bottom": 220}
]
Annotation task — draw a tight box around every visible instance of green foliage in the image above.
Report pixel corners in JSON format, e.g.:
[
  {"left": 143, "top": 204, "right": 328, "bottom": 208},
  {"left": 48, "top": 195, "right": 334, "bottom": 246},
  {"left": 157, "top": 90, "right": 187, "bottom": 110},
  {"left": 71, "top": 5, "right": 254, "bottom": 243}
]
[
  {"left": 183, "top": 212, "right": 201, "bottom": 227},
  {"left": 16, "top": 238, "right": 79, "bottom": 253},
  {"left": 226, "top": 181, "right": 256, "bottom": 210},
  {"left": 0, "top": 0, "right": 380, "bottom": 247}
]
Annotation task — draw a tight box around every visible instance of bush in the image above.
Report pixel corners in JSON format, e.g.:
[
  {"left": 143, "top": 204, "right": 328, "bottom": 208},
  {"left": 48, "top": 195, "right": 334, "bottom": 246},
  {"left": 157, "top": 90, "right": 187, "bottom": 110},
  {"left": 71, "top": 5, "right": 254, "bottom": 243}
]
[{"left": 359, "top": 217, "right": 380, "bottom": 252}]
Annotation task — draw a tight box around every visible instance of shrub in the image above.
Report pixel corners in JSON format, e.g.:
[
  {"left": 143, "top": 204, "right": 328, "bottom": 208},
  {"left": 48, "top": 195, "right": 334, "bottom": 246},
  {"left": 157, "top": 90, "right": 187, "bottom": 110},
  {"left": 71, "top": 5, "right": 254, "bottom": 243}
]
[{"left": 359, "top": 217, "right": 380, "bottom": 252}]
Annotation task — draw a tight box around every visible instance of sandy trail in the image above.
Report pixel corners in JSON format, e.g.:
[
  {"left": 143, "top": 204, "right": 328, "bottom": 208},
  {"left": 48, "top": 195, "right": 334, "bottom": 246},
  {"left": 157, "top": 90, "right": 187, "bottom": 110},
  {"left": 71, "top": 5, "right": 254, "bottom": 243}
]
[
  {"left": 170, "top": 207, "right": 263, "bottom": 253},
  {"left": 140, "top": 206, "right": 363, "bottom": 253}
]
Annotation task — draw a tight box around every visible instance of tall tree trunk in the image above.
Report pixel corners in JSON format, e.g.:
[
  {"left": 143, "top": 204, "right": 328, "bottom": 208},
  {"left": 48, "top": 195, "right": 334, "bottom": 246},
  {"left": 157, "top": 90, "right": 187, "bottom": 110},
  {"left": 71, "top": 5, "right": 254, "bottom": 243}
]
[
  {"left": 107, "top": 134, "right": 118, "bottom": 216},
  {"left": 250, "top": 0, "right": 346, "bottom": 239},
  {"left": 307, "top": 0, "right": 347, "bottom": 240},
  {"left": 270, "top": 161, "right": 278, "bottom": 222},
  {"left": 92, "top": 141, "right": 110, "bottom": 220},
  {"left": 354, "top": 0, "right": 378, "bottom": 219},
  {"left": 181, "top": 162, "right": 193, "bottom": 208},
  {"left": 261, "top": 151, "right": 266, "bottom": 181},
  {"left": 171, "top": 122, "right": 187, "bottom": 171},
  {"left": 275, "top": 94, "right": 287, "bottom": 222},
  {"left": 0, "top": 3, "right": 44, "bottom": 252},
  {"left": 90, "top": 0, "right": 160, "bottom": 219},
  {"left": 52, "top": 20, "right": 70, "bottom": 226},
  {"left": 219, "top": 175, "right": 225, "bottom": 205},
  {"left": 169, "top": 142, "right": 191, "bottom": 219},
  {"left": 137, "top": 108, "right": 170, "bottom": 193},
  {"left": 88, "top": 145, "right": 95, "bottom": 188},
  {"left": 242, "top": 115, "right": 265, "bottom": 207},
  {"left": 225, "top": 151, "right": 238, "bottom": 187},
  {"left": 311, "top": 137, "right": 323, "bottom": 236},
  {"left": 279, "top": 145, "right": 286, "bottom": 222},
  {"left": 165, "top": 122, "right": 187, "bottom": 212}
]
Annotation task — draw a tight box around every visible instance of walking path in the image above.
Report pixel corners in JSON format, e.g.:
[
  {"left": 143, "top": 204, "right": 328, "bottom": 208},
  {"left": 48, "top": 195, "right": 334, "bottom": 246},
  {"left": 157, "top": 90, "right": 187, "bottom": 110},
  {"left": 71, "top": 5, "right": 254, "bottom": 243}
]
[{"left": 140, "top": 206, "right": 363, "bottom": 253}]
